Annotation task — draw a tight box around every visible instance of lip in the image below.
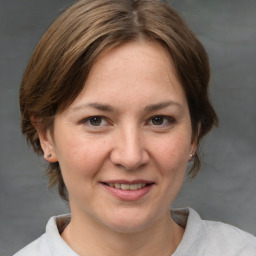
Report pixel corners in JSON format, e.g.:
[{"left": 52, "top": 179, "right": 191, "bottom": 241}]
[
  {"left": 102, "top": 179, "right": 154, "bottom": 184},
  {"left": 100, "top": 179, "right": 155, "bottom": 201}
]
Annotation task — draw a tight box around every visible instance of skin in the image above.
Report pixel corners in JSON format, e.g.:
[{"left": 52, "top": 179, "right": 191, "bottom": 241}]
[{"left": 39, "top": 41, "right": 197, "bottom": 256}]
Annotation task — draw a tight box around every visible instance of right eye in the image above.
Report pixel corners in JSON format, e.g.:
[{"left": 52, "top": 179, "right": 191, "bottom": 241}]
[
  {"left": 80, "top": 116, "right": 109, "bottom": 127},
  {"left": 88, "top": 116, "right": 103, "bottom": 126}
]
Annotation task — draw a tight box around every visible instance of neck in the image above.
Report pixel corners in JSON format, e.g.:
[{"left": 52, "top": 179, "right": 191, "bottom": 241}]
[{"left": 61, "top": 210, "right": 184, "bottom": 256}]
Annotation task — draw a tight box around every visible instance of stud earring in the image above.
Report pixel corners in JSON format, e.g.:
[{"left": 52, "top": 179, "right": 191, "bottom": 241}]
[
  {"left": 47, "top": 154, "right": 52, "bottom": 158},
  {"left": 189, "top": 154, "right": 194, "bottom": 161}
]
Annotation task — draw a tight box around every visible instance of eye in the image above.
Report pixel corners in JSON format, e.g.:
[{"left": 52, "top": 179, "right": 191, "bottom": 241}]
[
  {"left": 89, "top": 116, "right": 103, "bottom": 126},
  {"left": 148, "top": 115, "right": 175, "bottom": 126},
  {"left": 80, "top": 116, "right": 109, "bottom": 127},
  {"left": 151, "top": 116, "right": 164, "bottom": 125}
]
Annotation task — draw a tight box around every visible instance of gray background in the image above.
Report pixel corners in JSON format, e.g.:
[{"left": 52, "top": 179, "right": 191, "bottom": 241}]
[{"left": 0, "top": 0, "right": 255, "bottom": 255}]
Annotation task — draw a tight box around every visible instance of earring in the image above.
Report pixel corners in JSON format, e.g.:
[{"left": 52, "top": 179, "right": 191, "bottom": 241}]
[
  {"left": 189, "top": 154, "right": 194, "bottom": 161},
  {"left": 47, "top": 154, "right": 52, "bottom": 158}
]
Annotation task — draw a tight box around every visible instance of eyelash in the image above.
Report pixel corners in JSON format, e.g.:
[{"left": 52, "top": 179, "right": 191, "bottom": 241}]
[
  {"left": 80, "top": 115, "right": 176, "bottom": 128},
  {"left": 147, "top": 115, "right": 176, "bottom": 127},
  {"left": 80, "top": 116, "right": 110, "bottom": 127}
]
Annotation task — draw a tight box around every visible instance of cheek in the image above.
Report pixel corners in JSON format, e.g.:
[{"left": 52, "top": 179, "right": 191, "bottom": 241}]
[
  {"left": 154, "top": 135, "right": 190, "bottom": 199},
  {"left": 151, "top": 134, "right": 191, "bottom": 170},
  {"left": 54, "top": 137, "right": 107, "bottom": 200},
  {"left": 54, "top": 132, "right": 110, "bottom": 179}
]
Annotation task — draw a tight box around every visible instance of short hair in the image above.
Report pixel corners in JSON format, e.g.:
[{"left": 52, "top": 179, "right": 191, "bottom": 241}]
[{"left": 20, "top": 0, "right": 218, "bottom": 201}]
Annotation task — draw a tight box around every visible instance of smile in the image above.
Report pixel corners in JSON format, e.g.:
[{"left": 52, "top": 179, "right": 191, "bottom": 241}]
[
  {"left": 105, "top": 183, "right": 147, "bottom": 190},
  {"left": 101, "top": 181, "right": 154, "bottom": 201}
]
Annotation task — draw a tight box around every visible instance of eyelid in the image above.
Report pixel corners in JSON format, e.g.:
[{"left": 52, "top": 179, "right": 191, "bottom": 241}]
[
  {"left": 79, "top": 116, "right": 111, "bottom": 127},
  {"left": 147, "top": 115, "right": 176, "bottom": 126},
  {"left": 78, "top": 115, "right": 176, "bottom": 128}
]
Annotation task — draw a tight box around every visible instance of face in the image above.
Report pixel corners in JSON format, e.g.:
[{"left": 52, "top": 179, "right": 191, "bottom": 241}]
[{"left": 40, "top": 41, "right": 196, "bottom": 233}]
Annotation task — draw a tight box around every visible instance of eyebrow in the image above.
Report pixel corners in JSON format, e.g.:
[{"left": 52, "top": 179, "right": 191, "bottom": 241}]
[
  {"left": 71, "top": 100, "right": 182, "bottom": 113},
  {"left": 144, "top": 101, "right": 182, "bottom": 112},
  {"left": 71, "top": 102, "right": 115, "bottom": 112}
]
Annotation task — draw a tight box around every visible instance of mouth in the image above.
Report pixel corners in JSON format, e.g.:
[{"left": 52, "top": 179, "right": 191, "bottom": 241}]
[
  {"left": 100, "top": 180, "right": 154, "bottom": 200},
  {"left": 102, "top": 182, "right": 150, "bottom": 191}
]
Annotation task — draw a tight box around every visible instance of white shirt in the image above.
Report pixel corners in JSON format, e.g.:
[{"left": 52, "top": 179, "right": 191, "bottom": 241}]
[{"left": 13, "top": 208, "right": 256, "bottom": 256}]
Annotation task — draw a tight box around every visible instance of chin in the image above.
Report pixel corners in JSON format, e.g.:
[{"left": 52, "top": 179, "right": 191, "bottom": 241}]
[
  {"left": 108, "top": 221, "right": 150, "bottom": 234},
  {"left": 102, "top": 210, "right": 157, "bottom": 234}
]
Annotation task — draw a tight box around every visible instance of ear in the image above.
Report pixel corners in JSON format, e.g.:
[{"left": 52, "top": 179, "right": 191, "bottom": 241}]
[
  {"left": 38, "top": 129, "right": 58, "bottom": 163},
  {"left": 188, "top": 123, "right": 201, "bottom": 161},
  {"left": 30, "top": 116, "right": 58, "bottom": 163},
  {"left": 188, "top": 141, "right": 198, "bottom": 162}
]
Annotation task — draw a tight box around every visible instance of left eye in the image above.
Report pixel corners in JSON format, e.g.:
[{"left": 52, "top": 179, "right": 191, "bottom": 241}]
[
  {"left": 149, "top": 116, "right": 174, "bottom": 126},
  {"left": 151, "top": 116, "right": 164, "bottom": 125}
]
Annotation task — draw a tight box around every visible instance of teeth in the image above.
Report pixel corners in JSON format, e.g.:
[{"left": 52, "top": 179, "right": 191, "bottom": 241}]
[
  {"left": 121, "top": 184, "right": 130, "bottom": 190},
  {"left": 129, "top": 184, "right": 138, "bottom": 190},
  {"left": 115, "top": 183, "right": 121, "bottom": 189},
  {"left": 107, "top": 183, "right": 147, "bottom": 190}
]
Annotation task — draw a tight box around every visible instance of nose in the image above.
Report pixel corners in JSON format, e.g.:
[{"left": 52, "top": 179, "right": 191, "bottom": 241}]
[{"left": 110, "top": 126, "right": 149, "bottom": 171}]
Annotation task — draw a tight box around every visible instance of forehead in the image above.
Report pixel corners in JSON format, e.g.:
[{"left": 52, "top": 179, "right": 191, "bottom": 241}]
[
  {"left": 90, "top": 41, "right": 176, "bottom": 82},
  {"left": 68, "top": 41, "right": 188, "bottom": 111}
]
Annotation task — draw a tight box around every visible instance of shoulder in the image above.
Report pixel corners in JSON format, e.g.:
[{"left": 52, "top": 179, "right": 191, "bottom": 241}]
[
  {"left": 13, "top": 234, "right": 50, "bottom": 256},
  {"left": 171, "top": 208, "right": 256, "bottom": 256},
  {"left": 200, "top": 218, "right": 256, "bottom": 254},
  {"left": 13, "top": 214, "right": 76, "bottom": 256}
]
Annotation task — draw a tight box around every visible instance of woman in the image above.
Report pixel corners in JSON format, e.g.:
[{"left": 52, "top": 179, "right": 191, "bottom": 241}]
[{"left": 15, "top": 0, "right": 256, "bottom": 255}]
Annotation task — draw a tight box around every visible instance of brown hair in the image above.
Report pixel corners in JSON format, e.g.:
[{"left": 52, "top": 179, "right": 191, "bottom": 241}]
[{"left": 20, "top": 0, "right": 218, "bottom": 201}]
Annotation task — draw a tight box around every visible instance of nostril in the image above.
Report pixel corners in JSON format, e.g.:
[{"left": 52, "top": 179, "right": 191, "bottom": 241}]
[{"left": 109, "top": 136, "right": 149, "bottom": 170}]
